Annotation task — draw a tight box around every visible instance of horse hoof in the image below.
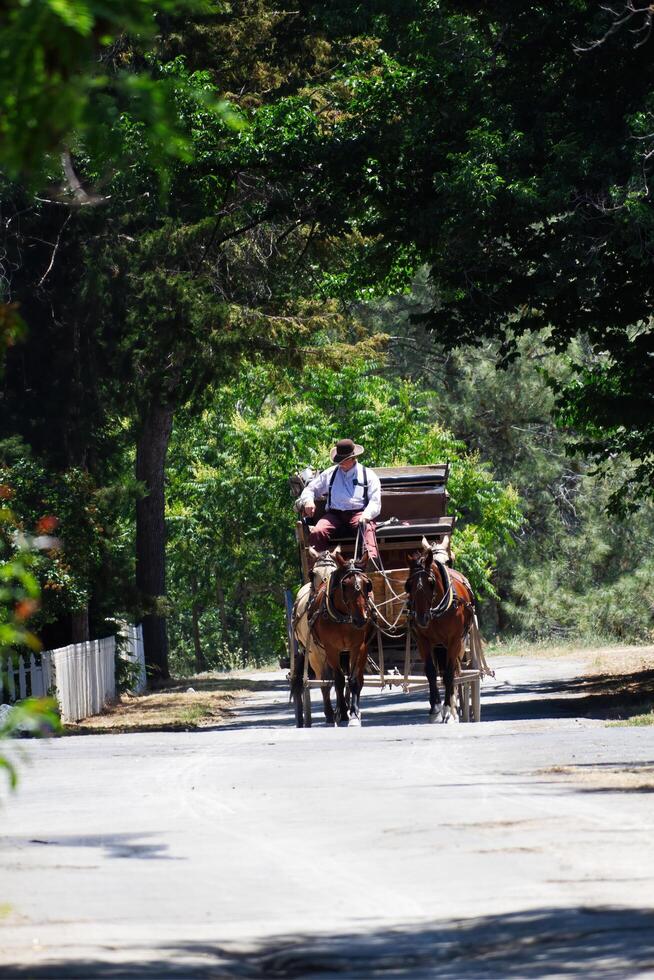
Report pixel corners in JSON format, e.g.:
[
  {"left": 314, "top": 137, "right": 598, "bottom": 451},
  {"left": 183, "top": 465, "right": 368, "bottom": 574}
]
[
  {"left": 348, "top": 716, "right": 361, "bottom": 727},
  {"left": 428, "top": 710, "right": 442, "bottom": 724},
  {"left": 441, "top": 708, "right": 458, "bottom": 724}
]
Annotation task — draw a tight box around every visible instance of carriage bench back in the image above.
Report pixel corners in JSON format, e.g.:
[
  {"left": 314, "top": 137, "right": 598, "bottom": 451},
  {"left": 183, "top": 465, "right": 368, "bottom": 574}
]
[{"left": 290, "top": 463, "right": 454, "bottom": 582}]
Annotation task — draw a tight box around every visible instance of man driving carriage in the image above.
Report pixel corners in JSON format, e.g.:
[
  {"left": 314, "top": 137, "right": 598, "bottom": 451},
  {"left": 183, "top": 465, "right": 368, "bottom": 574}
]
[{"left": 297, "top": 438, "right": 381, "bottom": 560}]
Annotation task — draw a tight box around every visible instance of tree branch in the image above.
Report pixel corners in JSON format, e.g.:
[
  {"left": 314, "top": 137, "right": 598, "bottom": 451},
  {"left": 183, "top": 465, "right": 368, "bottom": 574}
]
[{"left": 37, "top": 213, "right": 71, "bottom": 288}]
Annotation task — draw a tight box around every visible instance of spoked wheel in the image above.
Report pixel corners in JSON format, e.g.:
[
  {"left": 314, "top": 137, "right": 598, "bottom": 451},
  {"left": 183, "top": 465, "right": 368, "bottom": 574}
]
[{"left": 302, "top": 685, "right": 312, "bottom": 727}]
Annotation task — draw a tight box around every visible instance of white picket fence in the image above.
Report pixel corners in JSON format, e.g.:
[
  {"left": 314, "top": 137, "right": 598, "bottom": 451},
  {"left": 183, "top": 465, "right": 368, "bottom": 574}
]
[
  {"left": 0, "top": 649, "right": 55, "bottom": 702},
  {"left": 1, "top": 624, "right": 146, "bottom": 723},
  {"left": 120, "top": 623, "right": 147, "bottom": 695},
  {"left": 50, "top": 637, "right": 116, "bottom": 722}
]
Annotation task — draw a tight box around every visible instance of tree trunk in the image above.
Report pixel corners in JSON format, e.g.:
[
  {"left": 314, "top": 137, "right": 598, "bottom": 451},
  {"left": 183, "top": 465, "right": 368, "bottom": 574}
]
[
  {"left": 190, "top": 572, "right": 206, "bottom": 674},
  {"left": 215, "top": 574, "right": 230, "bottom": 655},
  {"left": 70, "top": 606, "right": 90, "bottom": 643},
  {"left": 239, "top": 581, "right": 250, "bottom": 666},
  {"left": 136, "top": 400, "right": 174, "bottom": 683}
]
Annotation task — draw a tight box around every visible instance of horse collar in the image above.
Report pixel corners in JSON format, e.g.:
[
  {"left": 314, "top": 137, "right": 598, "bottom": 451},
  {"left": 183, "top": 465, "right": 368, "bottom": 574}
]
[{"left": 409, "top": 560, "right": 454, "bottom": 622}]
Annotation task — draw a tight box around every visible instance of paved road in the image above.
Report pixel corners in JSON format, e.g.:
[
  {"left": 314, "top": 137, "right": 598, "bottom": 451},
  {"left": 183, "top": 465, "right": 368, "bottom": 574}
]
[{"left": 1, "top": 657, "right": 653, "bottom": 978}]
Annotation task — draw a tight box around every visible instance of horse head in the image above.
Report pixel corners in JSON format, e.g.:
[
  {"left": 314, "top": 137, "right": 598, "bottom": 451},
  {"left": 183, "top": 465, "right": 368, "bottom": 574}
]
[
  {"left": 333, "top": 550, "right": 373, "bottom": 628},
  {"left": 309, "top": 545, "right": 341, "bottom": 589},
  {"left": 405, "top": 549, "right": 437, "bottom": 629}
]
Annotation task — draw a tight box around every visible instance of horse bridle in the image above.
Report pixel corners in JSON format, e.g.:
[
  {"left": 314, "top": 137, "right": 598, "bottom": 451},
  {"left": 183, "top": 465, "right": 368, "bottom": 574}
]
[
  {"left": 322, "top": 562, "right": 373, "bottom": 627},
  {"left": 405, "top": 560, "right": 454, "bottom": 625}
]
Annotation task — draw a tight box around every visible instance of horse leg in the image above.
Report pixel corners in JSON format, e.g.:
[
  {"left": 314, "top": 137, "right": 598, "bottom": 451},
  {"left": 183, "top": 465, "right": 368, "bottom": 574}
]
[
  {"left": 425, "top": 648, "right": 442, "bottom": 723},
  {"left": 440, "top": 645, "right": 459, "bottom": 724},
  {"left": 333, "top": 661, "right": 349, "bottom": 725},
  {"left": 290, "top": 650, "right": 305, "bottom": 728},
  {"left": 347, "top": 648, "right": 366, "bottom": 727},
  {"left": 416, "top": 634, "right": 441, "bottom": 723},
  {"left": 320, "top": 666, "right": 336, "bottom": 726},
  {"left": 347, "top": 670, "right": 361, "bottom": 726},
  {"left": 311, "top": 651, "right": 335, "bottom": 726}
]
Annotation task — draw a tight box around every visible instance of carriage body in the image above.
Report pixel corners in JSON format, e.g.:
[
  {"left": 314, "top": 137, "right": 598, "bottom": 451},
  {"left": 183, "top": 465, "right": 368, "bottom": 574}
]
[{"left": 287, "top": 463, "right": 484, "bottom": 723}]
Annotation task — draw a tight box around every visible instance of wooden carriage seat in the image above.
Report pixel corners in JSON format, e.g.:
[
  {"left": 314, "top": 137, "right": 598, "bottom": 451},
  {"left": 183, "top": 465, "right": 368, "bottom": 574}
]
[{"left": 294, "top": 464, "right": 455, "bottom": 580}]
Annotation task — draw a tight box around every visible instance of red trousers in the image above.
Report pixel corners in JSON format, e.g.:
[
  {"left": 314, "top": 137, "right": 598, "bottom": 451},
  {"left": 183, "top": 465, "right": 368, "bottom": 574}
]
[{"left": 309, "top": 509, "right": 378, "bottom": 559}]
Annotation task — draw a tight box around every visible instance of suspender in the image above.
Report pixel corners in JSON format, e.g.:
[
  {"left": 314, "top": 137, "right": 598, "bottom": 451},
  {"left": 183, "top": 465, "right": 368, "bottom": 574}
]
[
  {"left": 360, "top": 466, "right": 369, "bottom": 507},
  {"left": 327, "top": 467, "right": 338, "bottom": 511},
  {"left": 327, "top": 464, "right": 368, "bottom": 511}
]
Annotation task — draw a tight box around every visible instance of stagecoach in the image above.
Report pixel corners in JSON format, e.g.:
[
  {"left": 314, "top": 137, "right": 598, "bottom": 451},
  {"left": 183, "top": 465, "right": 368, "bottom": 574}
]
[{"left": 285, "top": 463, "right": 491, "bottom": 726}]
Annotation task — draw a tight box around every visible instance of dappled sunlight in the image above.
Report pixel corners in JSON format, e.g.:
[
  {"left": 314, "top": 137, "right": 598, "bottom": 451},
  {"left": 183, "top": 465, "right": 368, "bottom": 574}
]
[{"left": 3, "top": 906, "right": 654, "bottom": 978}]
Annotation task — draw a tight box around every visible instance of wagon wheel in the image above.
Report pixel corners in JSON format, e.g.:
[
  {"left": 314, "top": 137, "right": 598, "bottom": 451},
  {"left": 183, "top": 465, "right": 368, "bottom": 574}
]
[{"left": 302, "top": 685, "right": 312, "bottom": 727}]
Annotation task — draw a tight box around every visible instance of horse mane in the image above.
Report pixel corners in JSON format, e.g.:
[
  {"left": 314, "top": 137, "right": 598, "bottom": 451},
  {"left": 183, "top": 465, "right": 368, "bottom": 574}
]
[
  {"left": 309, "top": 544, "right": 341, "bottom": 561},
  {"left": 421, "top": 535, "right": 450, "bottom": 566},
  {"left": 309, "top": 546, "right": 341, "bottom": 582}
]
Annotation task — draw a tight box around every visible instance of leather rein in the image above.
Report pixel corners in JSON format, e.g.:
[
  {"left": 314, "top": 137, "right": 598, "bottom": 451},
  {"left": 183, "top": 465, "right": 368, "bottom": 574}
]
[
  {"left": 406, "top": 559, "right": 457, "bottom": 624},
  {"left": 311, "top": 562, "right": 373, "bottom": 629}
]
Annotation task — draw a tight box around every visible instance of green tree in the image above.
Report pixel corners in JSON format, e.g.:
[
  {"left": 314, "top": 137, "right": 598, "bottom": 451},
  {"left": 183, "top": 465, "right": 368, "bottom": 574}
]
[
  {"left": 320, "top": 2, "right": 654, "bottom": 505},
  {"left": 0, "top": 507, "right": 61, "bottom": 788},
  {"left": 0, "top": 0, "right": 232, "bottom": 182},
  {"left": 166, "top": 359, "right": 521, "bottom": 671},
  {"left": 2, "top": 0, "right": 427, "bottom": 678},
  {"left": 368, "top": 283, "right": 654, "bottom": 642},
  {"left": 0, "top": 443, "right": 136, "bottom": 644}
]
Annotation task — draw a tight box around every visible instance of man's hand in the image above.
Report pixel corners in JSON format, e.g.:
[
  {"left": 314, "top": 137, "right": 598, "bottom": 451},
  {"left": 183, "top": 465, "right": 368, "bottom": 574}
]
[
  {"left": 357, "top": 513, "right": 368, "bottom": 525},
  {"left": 303, "top": 503, "right": 316, "bottom": 518}
]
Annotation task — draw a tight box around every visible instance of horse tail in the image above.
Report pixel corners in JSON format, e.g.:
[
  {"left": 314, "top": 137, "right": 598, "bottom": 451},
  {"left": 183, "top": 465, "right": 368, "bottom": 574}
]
[{"left": 289, "top": 648, "right": 305, "bottom": 703}]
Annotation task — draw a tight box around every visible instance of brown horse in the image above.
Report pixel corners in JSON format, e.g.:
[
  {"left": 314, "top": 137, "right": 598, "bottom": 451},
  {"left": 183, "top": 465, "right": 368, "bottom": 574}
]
[
  {"left": 405, "top": 545, "right": 475, "bottom": 723},
  {"left": 308, "top": 551, "right": 374, "bottom": 726},
  {"left": 290, "top": 548, "right": 340, "bottom": 727}
]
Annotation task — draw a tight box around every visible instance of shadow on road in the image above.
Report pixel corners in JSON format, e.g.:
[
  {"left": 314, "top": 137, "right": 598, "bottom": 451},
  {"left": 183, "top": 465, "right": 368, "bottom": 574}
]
[
  {"left": 481, "top": 668, "right": 654, "bottom": 722},
  {"left": 214, "top": 667, "right": 654, "bottom": 731},
  {"left": 4, "top": 906, "right": 654, "bottom": 978},
  {"left": 2, "top": 832, "right": 179, "bottom": 861}
]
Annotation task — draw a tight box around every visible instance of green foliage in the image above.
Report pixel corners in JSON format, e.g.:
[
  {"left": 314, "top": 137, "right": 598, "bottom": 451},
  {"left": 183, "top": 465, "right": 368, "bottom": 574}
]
[
  {"left": 4, "top": 0, "right": 654, "bottom": 677},
  {"left": 0, "top": 448, "right": 135, "bottom": 632},
  {"left": 0, "top": 520, "right": 41, "bottom": 655},
  {"left": 374, "top": 301, "right": 654, "bottom": 644},
  {"left": 0, "top": 0, "right": 241, "bottom": 182},
  {"left": 166, "top": 358, "right": 521, "bottom": 672},
  {"left": 1, "top": 513, "right": 61, "bottom": 790},
  {"left": 1, "top": 694, "right": 62, "bottom": 788},
  {"left": 114, "top": 646, "right": 143, "bottom": 694}
]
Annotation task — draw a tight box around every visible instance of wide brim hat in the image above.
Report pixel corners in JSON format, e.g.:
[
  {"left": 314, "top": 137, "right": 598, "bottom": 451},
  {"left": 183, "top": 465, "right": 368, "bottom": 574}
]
[{"left": 330, "top": 438, "right": 364, "bottom": 463}]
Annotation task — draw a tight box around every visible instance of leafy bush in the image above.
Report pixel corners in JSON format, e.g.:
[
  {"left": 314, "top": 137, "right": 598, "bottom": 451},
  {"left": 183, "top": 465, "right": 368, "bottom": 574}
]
[
  {"left": 166, "top": 358, "right": 522, "bottom": 672},
  {"left": 0, "top": 444, "right": 136, "bottom": 636}
]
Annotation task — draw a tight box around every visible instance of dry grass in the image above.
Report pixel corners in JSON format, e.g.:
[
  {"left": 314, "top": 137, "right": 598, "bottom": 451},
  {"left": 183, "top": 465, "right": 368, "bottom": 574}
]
[
  {"left": 486, "top": 641, "right": 654, "bottom": 725},
  {"left": 538, "top": 764, "right": 654, "bottom": 792},
  {"left": 488, "top": 639, "right": 654, "bottom": 668},
  {"left": 609, "top": 707, "right": 654, "bottom": 727},
  {"left": 64, "top": 670, "right": 289, "bottom": 736},
  {"left": 65, "top": 684, "right": 242, "bottom": 735}
]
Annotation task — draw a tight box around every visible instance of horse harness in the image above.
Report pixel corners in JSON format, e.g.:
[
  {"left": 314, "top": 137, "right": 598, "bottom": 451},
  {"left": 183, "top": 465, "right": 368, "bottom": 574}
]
[
  {"left": 406, "top": 560, "right": 475, "bottom": 623},
  {"left": 309, "top": 561, "right": 373, "bottom": 635}
]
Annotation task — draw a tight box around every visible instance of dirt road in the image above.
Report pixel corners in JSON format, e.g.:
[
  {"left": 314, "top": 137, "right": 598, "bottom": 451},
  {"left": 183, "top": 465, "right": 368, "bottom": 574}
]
[{"left": 1, "top": 654, "right": 653, "bottom": 978}]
